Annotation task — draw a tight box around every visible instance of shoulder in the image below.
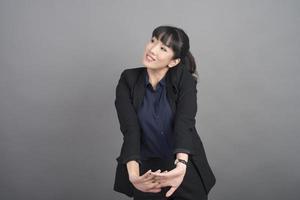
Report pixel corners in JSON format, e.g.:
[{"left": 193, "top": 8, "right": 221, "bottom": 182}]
[
  {"left": 118, "top": 66, "right": 144, "bottom": 82},
  {"left": 173, "top": 65, "right": 197, "bottom": 91},
  {"left": 117, "top": 67, "right": 145, "bottom": 89},
  {"left": 121, "top": 67, "right": 144, "bottom": 78}
]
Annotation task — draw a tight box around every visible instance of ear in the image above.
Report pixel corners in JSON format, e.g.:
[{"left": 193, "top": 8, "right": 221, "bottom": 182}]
[{"left": 168, "top": 58, "right": 181, "bottom": 68}]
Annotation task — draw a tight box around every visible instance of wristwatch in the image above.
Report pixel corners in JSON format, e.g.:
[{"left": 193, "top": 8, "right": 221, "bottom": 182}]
[{"left": 174, "top": 158, "right": 188, "bottom": 166}]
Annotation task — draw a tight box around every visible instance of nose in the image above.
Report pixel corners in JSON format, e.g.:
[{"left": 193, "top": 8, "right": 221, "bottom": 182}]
[{"left": 149, "top": 43, "right": 159, "bottom": 55}]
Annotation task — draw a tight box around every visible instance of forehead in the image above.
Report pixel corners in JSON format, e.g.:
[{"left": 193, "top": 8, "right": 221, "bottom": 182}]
[{"left": 153, "top": 33, "right": 173, "bottom": 47}]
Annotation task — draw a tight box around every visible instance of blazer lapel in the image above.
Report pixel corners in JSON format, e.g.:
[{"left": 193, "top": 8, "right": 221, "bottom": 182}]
[
  {"left": 132, "top": 68, "right": 146, "bottom": 112},
  {"left": 166, "top": 67, "right": 178, "bottom": 114}
]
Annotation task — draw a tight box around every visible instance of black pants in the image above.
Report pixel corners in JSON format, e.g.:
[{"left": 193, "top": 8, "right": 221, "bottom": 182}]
[{"left": 133, "top": 157, "right": 207, "bottom": 200}]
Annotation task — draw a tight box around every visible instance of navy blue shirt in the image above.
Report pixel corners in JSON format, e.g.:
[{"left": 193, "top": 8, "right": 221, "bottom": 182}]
[{"left": 137, "top": 71, "right": 175, "bottom": 160}]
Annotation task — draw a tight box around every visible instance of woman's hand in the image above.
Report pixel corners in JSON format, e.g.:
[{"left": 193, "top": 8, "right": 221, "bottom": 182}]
[
  {"left": 129, "top": 169, "right": 163, "bottom": 193},
  {"left": 152, "top": 163, "right": 187, "bottom": 197}
]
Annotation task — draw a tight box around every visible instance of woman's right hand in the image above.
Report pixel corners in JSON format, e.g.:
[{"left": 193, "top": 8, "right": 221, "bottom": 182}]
[{"left": 129, "top": 169, "right": 162, "bottom": 193}]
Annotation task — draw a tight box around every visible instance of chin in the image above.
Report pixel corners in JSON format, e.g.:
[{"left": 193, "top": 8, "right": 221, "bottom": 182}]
[
  {"left": 142, "top": 60, "right": 152, "bottom": 68},
  {"left": 142, "top": 61, "right": 148, "bottom": 68}
]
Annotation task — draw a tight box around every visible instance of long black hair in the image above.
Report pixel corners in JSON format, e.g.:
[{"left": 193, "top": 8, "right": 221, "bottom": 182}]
[{"left": 151, "top": 25, "right": 199, "bottom": 83}]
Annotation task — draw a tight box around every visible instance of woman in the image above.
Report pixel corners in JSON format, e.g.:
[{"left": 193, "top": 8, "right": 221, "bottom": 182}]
[{"left": 113, "top": 25, "right": 216, "bottom": 200}]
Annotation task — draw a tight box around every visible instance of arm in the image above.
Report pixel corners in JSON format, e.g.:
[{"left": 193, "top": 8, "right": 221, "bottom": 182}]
[
  {"left": 126, "top": 160, "right": 140, "bottom": 181},
  {"left": 151, "top": 69, "right": 198, "bottom": 197},
  {"left": 115, "top": 69, "right": 141, "bottom": 164},
  {"left": 176, "top": 152, "right": 188, "bottom": 162},
  {"left": 173, "top": 67, "right": 198, "bottom": 156}
]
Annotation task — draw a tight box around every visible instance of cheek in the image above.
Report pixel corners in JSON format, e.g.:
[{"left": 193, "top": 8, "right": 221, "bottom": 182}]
[
  {"left": 146, "top": 42, "right": 153, "bottom": 50},
  {"left": 157, "top": 54, "right": 172, "bottom": 63},
  {"left": 143, "top": 44, "right": 149, "bottom": 52}
]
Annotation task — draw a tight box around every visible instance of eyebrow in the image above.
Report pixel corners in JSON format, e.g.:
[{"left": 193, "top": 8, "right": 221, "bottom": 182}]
[{"left": 152, "top": 36, "right": 171, "bottom": 48}]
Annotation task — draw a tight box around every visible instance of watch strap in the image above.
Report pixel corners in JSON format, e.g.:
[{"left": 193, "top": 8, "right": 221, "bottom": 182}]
[{"left": 174, "top": 158, "right": 188, "bottom": 166}]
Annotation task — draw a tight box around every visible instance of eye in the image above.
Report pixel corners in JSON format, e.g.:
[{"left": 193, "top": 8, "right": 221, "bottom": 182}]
[{"left": 161, "top": 47, "right": 167, "bottom": 52}]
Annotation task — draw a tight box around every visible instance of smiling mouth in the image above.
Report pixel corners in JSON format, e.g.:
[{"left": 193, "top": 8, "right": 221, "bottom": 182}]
[{"left": 146, "top": 53, "right": 156, "bottom": 62}]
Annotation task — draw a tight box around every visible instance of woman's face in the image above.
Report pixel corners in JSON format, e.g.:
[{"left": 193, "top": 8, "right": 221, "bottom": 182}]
[{"left": 142, "top": 35, "right": 180, "bottom": 70}]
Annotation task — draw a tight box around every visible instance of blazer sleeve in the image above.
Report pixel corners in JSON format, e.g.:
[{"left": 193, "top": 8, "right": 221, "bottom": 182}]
[
  {"left": 173, "top": 67, "right": 198, "bottom": 155},
  {"left": 115, "top": 69, "right": 141, "bottom": 164}
]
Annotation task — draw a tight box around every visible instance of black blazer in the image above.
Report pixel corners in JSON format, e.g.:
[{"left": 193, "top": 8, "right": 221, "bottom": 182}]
[{"left": 113, "top": 65, "right": 216, "bottom": 196}]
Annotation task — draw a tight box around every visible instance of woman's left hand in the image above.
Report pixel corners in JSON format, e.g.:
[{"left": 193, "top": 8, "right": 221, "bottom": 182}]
[{"left": 152, "top": 163, "right": 187, "bottom": 197}]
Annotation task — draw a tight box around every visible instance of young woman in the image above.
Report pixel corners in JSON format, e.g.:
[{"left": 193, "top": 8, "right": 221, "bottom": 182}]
[{"left": 113, "top": 25, "right": 216, "bottom": 200}]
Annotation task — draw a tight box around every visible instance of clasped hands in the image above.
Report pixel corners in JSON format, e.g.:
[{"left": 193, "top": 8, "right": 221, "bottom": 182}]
[{"left": 129, "top": 163, "right": 187, "bottom": 197}]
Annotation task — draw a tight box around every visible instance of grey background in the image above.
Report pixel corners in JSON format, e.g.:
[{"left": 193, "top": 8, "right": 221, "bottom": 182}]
[{"left": 0, "top": 0, "right": 299, "bottom": 199}]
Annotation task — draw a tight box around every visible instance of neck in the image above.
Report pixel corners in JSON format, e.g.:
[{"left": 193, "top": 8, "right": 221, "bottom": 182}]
[{"left": 146, "top": 67, "right": 169, "bottom": 90}]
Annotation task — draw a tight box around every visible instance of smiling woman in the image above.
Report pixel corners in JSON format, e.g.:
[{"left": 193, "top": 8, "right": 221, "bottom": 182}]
[{"left": 113, "top": 25, "right": 216, "bottom": 200}]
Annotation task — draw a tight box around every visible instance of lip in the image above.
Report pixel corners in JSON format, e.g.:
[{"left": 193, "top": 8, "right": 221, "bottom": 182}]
[{"left": 146, "top": 53, "right": 156, "bottom": 61}]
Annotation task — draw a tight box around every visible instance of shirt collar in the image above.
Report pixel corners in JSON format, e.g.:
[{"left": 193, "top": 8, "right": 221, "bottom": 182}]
[{"left": 145, "top": 71, "right": 166, "bottom": 87}]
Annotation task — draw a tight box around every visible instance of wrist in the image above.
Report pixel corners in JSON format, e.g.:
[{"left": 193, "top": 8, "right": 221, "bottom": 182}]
[
  {"left": 126, "top": 160, "right": 140, "bottom": 181},
  {"left": 174, "top": 158, "right": 188, "bottom": 170},
  {"left": 176, "top": 152, "right": 188, "bottom": 162},
  {"left": 176, "top": 161, "right": 187, "bottom": 168},
  {"left": 174, "top": 158, "right": 188, "bottom": 165},
  {"left": 128, "top": 173, "right": 139, "bottom": 183}
]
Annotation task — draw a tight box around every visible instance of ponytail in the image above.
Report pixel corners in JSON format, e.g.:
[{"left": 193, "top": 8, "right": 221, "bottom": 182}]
[
  {"left": 182, "top": 51, "right": 198, "bottom": 83},
  {"left": 151, "top": 25, "right": 198, "bottom": 82}
]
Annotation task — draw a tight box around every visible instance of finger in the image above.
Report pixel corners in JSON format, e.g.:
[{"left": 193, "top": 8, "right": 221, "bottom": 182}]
[
  {"left": 135, "top": 170, "right": 152, "bottom": 183},
  {"left": 154, "top": 170, "right": 167, "bottom": 181},
  {"left": 144, "top": 169, "right": 163, "bottom": 182},
  {"left": 152, "top": 183, "right": 162, "bottom": 189},
  {"left": 144, "top": 177, "right": 159, "bottom": 185},
  {"left": 152, "top": 171, "right": 167, "bottom": 177},
  {"left": 156, "top": 180, "right": 170, "bottom": 188},
  {"left": 140, "top": 169, "right": 152, "bottom": 179},
  {"left": 150, "top": 169, "right": 162, "bottom": 181},
  {"left": 143, "top": 174, "right": 155, "bottom": 182},
  {"left": 152, "top": 168, "right": 173, "bottom": 176},
  {"left": 166, "top": 186, "right": 177, "bottom": 197},
  {"left": 156, "top": 168, "right": 180, "bottom": 179},
  {"left": 151, "top": 172, "right": 169, "bottom": 182},
  {"left": 143, "top": 170, "right": 160, "bottom": 182},
  {"left": 148, "top": 175, "right": 168, "bottom": 188},
  {"left": 147, "top": 169, "right": 161, "bottom": 179},
  {"left": 153, "top": 176, "right": 162, "bottom": 183},
  {"left": 147, "top": 180, "right": 162, "bottom": 189}
]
